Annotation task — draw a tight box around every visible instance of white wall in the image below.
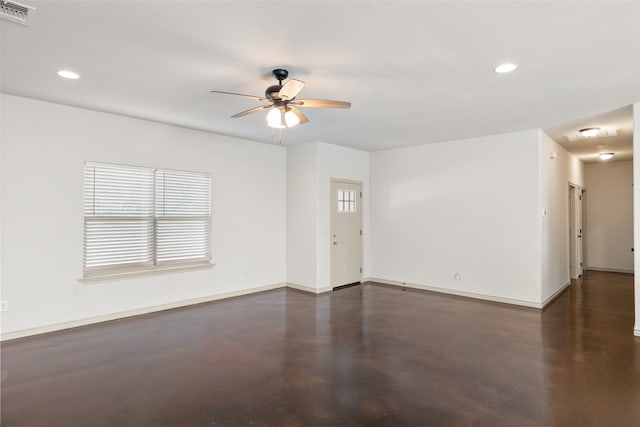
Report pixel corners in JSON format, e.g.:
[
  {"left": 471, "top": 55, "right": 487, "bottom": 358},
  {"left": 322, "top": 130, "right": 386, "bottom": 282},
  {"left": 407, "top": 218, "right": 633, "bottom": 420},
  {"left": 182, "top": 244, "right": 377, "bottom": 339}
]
[
  {"left": 1, "top": 95, "right": 286, "bottom": 337},
  {"left": 285, "top": 141, "right": 370, "bottom": 292},
  {"left": 539, "top": 131, "right": 585, "bottom": 302},
  {"left": 0, "top": 96, "right": 3, "bottom": 316},
  {"left": 370, "top": 129, "right": 543, "bottom": 306},
  {"left": 584, "top": 161, "right": 633, "bottom": 273},
  {"left": 286, "top": 142, "right": 318, "bottom": 289},
  {"left": 633, "top": 102, "right": 640, "bottom": 337}
]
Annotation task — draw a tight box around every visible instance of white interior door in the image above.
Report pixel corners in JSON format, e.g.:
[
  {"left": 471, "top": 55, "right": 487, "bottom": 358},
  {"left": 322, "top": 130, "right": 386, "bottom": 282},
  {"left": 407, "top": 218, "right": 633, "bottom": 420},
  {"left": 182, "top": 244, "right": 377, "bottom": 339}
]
[
  {"left": 330, "top": 180, "right": 363, "bottom": 287},
  {"left": 576, "top": 188, "right": 584, "bottom": 277},
  {"left": 569, "top": 185, "right": 584, "bottom": 279}
]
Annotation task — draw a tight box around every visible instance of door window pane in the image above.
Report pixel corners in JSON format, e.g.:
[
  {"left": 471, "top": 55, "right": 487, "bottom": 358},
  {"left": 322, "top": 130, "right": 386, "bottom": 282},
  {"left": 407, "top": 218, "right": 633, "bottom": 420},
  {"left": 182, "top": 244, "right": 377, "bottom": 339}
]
[{"left": 338, "top": 190, "right": 356, "bottom": 212}]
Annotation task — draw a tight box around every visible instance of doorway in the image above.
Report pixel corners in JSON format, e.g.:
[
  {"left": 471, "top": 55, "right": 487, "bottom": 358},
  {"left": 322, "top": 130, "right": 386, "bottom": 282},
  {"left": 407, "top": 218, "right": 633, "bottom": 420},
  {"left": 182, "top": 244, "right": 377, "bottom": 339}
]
[
  {"left": 330, "top": 179, "right": 363, "bottom": 288},
  {"left": 569, "top": 184, "right": 585, "bottom": 279}
]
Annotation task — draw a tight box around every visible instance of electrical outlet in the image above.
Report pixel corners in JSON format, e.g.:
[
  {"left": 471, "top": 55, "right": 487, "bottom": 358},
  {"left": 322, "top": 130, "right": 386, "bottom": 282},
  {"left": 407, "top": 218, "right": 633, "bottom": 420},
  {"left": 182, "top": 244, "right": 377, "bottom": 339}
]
[{"left": 0, "top": 301, "right": 7, "bottom": 312}]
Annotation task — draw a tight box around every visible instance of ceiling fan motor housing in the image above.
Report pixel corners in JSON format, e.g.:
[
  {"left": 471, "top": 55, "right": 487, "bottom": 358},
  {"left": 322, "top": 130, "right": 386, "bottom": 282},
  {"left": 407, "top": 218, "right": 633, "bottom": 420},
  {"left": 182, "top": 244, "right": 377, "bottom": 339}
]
[
  {"left": 265, "top": 85, "right": 282, "bottom": 101},
  {"left": 265, "top": 69, "right": 290, "bottom": 101}
]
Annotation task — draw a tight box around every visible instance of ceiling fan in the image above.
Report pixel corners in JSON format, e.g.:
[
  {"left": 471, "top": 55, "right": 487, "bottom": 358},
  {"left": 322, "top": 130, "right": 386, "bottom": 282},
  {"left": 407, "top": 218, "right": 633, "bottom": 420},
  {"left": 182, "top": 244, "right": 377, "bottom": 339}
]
[{"left": 211, "top": 69, "right": 351, "bottom": 129}]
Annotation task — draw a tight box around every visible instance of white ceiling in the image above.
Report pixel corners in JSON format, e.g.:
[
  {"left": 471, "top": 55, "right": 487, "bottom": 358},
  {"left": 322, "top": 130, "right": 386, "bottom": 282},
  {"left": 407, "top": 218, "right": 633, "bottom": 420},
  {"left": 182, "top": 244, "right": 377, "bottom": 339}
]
[{"left": 1, "top": 1, "right": 639, "bottom": 161}]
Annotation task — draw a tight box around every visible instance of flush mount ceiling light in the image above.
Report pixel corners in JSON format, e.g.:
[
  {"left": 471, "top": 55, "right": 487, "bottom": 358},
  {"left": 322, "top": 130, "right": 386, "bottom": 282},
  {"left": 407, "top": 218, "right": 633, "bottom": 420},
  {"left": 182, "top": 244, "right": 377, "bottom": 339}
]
[
  {"left": 494, "top": 63, "right": 518, "bottom": 74},
  {"left": 566, "top": 128, "right": 616, "bottom": 142},
  {"left": 599, "top": 152, "right": 614, "bottom": 160},
  {"left": 57, "top": 69, "right": 79, "bottom": 79},
  {"left": 579, "top": 127, "right": 600, "bottom": 138}
]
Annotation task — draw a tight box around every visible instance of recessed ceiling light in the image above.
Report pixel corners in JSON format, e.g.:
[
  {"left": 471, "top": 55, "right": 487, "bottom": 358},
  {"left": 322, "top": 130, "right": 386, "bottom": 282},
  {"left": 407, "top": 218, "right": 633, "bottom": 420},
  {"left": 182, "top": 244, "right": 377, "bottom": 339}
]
[
  {"left": 599, "top": 153, "right": 614, "bottom": 160},
  {"left": 580, "top": 127, "right": 600, "bottom": 138},
  {"left": 494, "top": 63, "right": 518, "bottom": 74},
  {"left": 57, "top": 70, "right": 80, "bottom": 79}
]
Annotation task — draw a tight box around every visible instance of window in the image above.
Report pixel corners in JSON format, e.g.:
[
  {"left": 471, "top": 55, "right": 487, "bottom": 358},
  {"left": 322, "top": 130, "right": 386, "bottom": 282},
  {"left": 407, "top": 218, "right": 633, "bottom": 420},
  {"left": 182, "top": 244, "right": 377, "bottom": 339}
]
[
  {"left": 338, "top": 190, "right": 357, "bottom": 212},
  {"left": 83, "top": 162, "right": 212, "bottom": 279}
]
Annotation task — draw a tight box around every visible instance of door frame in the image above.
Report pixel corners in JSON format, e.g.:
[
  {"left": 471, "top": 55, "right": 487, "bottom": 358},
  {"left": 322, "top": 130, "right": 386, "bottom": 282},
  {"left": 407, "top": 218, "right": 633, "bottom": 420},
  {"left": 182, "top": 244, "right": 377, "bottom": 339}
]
[{"left": 330, "top": 178, "right": 363, "bottom": 288}]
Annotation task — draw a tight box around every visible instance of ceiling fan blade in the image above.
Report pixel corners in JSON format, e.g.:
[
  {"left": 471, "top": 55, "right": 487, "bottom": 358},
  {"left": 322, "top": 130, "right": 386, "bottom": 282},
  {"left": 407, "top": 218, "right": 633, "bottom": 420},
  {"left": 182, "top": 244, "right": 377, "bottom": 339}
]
[
  {"left": 210, "top": 90, "right": 268, "bottom": 102},
  {"left": 278, "top": 79, "right": 305, "bottom": 101},
  {"left": 288, "top": 107, "right": 309, "bottom": 124},
  {"left": 231, "top": 105, "right": 271, "bottom": 118},
  {"left": 290, "top": 99, "right": 351, "bottom": 109}
]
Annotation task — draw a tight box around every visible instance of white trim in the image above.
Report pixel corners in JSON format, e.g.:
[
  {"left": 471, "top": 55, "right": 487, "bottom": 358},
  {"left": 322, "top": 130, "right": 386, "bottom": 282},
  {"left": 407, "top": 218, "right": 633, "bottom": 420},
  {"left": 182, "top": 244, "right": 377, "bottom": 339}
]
[
  {"left": 367, "top": 277, "right": 543, "bottom": 309},
  {"left": 585, "top": 266, "right": 634, "bottom": 274},
  {"left": 285, "top": 282, "right": 332, "bottom": 294},
  {"left": 634, "top": 328, "right": 640, "bottom": 337},
  {"left": 542, "top": 280, "right": 571, "bottom": 308},
  {"left": 80, "top": 262, "right": 215, "bottom": 284},
  {"left": 1, "top": 282, "right": 284, "bottom": 341},
  {"left": 330, "top": 178, "right": 363, "bottom": 185}
]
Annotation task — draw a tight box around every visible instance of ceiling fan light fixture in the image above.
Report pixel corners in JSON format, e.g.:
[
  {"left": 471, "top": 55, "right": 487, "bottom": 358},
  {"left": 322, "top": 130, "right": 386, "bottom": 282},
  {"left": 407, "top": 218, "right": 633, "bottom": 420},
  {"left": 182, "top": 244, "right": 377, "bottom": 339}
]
[
  {"left": 266, "top": 108, "right": 285, "bottom": 128},
  {"left": 285, "top": 109, "right": 300, "bottom": 127},
  {"left": 580, "top": 127, "right": 600, "bottom": 138},
  {"left": 266, "top": 107, "right": 300, "bottom": 129},
  {"left": 599, "top": 152, "right": 614, "bottom": 160}
]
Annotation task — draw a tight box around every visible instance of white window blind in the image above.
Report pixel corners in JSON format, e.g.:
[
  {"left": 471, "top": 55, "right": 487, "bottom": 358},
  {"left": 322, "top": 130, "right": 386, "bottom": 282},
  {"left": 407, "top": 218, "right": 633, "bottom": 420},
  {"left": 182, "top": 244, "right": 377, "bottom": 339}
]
[
  {"left": 155, "top": 169, "right": 211, "bottom": 264},
  {"left": 83, "top": 162, "right": 212, "bottom": 277}
]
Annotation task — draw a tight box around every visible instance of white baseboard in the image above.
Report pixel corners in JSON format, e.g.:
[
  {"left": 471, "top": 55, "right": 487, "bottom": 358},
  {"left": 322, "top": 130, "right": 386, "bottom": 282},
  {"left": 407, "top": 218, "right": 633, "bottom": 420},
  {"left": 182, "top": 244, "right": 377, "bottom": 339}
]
[
  {"left": 286, "top": 282, "right": 332, "bottom": 294},
  {"left": 4, "top": 277, "right": 624, "bottom": 340},
  {"left": 586, "top": 266, "right": 634, "bottom": 274},
  {"left": 368, "top": 277, "right": 542, "bottom": 309},
  {"left": 635, "top": 328, "right": 640, "bottom": 337},
  {"left": 542, "top": 280, "right": 571, "bottom": 308},
  {"left": 1, "top": 282, "right": 286, "bottom": 341}
]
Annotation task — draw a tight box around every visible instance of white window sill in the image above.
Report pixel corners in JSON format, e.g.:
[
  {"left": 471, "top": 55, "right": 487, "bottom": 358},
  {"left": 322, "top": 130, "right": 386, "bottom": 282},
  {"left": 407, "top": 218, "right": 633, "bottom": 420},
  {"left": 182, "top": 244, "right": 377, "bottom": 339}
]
[{"left": 79, "top": 262, "right": 215, "bottom": 284}]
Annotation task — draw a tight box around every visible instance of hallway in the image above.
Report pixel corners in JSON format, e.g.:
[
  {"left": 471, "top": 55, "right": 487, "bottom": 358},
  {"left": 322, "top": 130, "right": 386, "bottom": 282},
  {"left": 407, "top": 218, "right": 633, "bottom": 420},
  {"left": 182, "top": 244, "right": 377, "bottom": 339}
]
[
  {"left": 1, "top": 271, "right": 638, "bottom": 426},
  {"left": 540, "top": 271, "right": 639, "bottom": 426}
]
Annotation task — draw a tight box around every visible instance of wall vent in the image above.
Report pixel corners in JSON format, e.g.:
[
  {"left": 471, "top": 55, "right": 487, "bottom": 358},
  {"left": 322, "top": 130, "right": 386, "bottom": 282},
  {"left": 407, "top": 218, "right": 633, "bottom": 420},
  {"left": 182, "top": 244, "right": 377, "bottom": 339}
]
[{"left": 0, "top": 0, "right": 35, "bottom": 26}]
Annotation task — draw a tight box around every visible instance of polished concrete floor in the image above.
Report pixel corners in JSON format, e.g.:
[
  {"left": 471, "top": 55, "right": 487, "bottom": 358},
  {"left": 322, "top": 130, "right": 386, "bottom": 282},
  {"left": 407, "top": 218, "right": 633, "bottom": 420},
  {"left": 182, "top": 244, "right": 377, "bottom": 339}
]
[{"left": 1, "top": 271, "right": 638, "bottom": 426}]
